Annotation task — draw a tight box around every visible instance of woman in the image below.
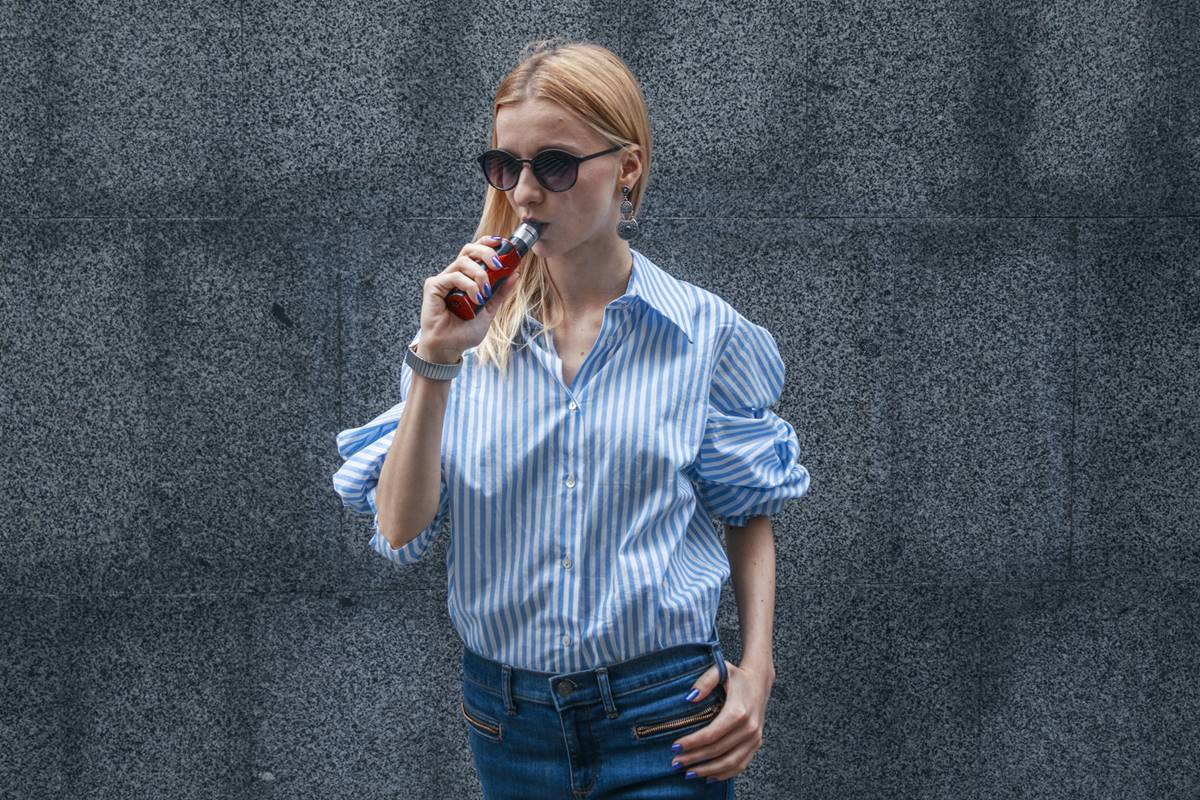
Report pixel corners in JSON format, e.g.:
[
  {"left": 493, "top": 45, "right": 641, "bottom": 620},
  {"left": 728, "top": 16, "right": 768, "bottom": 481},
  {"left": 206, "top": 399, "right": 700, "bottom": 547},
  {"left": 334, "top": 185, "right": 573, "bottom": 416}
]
[{"left": 333, "top": 38, "right": 810, "bottom": 799}]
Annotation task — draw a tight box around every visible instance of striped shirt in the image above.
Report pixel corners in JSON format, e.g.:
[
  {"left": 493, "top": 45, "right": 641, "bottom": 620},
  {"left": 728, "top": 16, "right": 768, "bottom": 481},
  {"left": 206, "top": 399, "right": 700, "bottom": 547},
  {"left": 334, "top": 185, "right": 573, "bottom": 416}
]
[{"left": 332, "top": 248, "right": 810, "bottom": 673}]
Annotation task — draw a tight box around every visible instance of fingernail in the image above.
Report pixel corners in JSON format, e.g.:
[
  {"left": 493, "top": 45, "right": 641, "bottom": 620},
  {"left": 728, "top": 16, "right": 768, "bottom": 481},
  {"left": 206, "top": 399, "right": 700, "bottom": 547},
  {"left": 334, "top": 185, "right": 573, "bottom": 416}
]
[
  {"left": 484, "top": 283, "right": 491, "bottom": 298},
  {"left": 671, "top": 743, "right": 683, "bottom": 754},
  {"left": 671, "top": 760, "right": 683, "bottom": 771},
  {"left": 685, "top": 770, "right": 698, "bottom": 779},
  {"left": 486, "top": 235, "right": 500, "bottom": 241},
  {"left": 476, "top": 291, "right": 484, "bottom": 304},
  {"left": 706, "top": 777, "right": 717, "bottom": 783},
  {"left": 491, "top": 256, "right": 502, "bottom": 268},
  {"left": 685, "top": 689, "right": 700, "bottom": 702}
]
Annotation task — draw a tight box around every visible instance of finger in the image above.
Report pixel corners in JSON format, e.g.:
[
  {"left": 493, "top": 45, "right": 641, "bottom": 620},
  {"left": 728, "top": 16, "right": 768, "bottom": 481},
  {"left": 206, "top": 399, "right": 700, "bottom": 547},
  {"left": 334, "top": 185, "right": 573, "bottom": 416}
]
[
  {"left": 672, "top": 696, "right": 740, "bottom": 755},
  {"left": 438, "top": 272, "right": 484, "bottom": 303},
  {"left": 684, "top": 664, "right": 722, "bottom": 704},
  {"left": 674, "top": 723, "right": 758, "bottom": 770},
  {"left": 454, "top": 255, "right": 492, "bottom": 298},
  {"left": 676, "top": 714, "right": 748, "bottom": 767},
  {"left": 684, "top": 738, "right": 757, "bottom": 782}
]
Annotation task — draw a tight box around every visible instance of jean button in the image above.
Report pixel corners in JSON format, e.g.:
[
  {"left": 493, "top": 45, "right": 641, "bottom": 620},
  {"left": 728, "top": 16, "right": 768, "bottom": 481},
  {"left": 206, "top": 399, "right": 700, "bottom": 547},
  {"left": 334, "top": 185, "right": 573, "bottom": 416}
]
[{"left": 555, "top": 679, "right": 575, "bottom": 697}]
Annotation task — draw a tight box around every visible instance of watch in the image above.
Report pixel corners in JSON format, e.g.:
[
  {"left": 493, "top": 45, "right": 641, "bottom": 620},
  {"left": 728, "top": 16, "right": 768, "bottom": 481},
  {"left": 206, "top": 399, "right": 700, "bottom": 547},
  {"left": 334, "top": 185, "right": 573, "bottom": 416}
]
[{"left": 404, "top": 342, "right": 463, "bottom": 381}]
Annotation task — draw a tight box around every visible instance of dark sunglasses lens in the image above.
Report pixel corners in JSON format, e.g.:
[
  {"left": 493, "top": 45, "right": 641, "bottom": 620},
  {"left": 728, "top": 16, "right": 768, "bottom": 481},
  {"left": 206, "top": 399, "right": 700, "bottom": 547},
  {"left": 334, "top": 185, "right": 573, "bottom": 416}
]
[
  {"left": 533, "top": 150, "right": 577, "bottom": 191},
  {"left": 481, "top": 150, "right": 578, "bottom": 191},
  {"left": 481, "top": 152, "right": 516, "bottom": 190}
]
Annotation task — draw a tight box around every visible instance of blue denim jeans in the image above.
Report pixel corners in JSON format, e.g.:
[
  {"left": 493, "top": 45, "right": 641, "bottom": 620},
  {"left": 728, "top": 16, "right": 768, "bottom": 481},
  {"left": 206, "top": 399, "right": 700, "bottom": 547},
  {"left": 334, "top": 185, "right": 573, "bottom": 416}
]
[{"left": 460, "top": 637, "right": 736, "bottom": 799}]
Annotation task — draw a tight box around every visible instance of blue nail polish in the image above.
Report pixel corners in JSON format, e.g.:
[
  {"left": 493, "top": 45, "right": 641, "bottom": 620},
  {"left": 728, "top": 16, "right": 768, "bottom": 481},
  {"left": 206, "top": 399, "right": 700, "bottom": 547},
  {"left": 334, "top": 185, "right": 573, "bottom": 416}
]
[
  {"left": 671, "top": 760, "right": 683, "bottom": 771},
  {"left": 484, "top": 283, "right": 491, "bottom": 298},
  {"left": 491, "top": 256, "right": 502, "bottom": 268},
  {"left": 686, "top": 770, "right": 698, "bottom": 779},
  {"left": 706, "top": 777, "right": 717, "bottom": 783},
  {"left": 685, "top": 689, "right": 700, "bottom": 702},
  {"left": 671, "top": 743, "right": 683, "bottom": 754},
  {"left": 476, "top": 291, "right": 484, "bottom": 304}
]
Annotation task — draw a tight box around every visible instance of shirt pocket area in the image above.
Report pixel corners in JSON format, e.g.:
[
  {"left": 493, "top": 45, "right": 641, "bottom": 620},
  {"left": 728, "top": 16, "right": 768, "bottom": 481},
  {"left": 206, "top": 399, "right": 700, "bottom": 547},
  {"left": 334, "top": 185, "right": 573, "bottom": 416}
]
[
  {"left": 460, "top": 699, "right": 503, "bottom": 742},
  {"left": 630, "top": 684, "right": 726, "bottom": 742}
]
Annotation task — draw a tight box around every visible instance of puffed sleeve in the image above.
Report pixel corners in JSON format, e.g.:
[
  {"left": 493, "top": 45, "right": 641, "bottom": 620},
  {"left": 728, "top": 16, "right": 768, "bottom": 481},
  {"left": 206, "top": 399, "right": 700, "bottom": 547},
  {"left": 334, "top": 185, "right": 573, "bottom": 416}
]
[
  {"left": 331, "top": 330, "right": 450, "bottom": 565},
  {"left": 683, "top": 313, "right": 810, "bottom": 528}
]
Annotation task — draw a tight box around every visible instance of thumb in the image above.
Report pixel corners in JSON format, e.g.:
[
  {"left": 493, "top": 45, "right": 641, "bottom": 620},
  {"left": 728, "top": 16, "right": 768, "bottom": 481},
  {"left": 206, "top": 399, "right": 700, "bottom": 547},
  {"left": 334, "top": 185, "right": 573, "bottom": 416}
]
[
  {"left": 685, "top": 662, "right": 726, "bottom": 703},
  {"left": 500, "top": 268, "right": 522, "bottom": 294}
]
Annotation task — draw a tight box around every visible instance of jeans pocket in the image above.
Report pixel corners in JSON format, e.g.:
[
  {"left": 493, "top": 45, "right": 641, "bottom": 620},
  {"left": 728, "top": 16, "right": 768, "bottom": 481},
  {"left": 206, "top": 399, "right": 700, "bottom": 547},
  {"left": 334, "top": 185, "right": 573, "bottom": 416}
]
[
  {"left": 461, "top": 698, "right": 503, "bottom": 742},
  {"left": 630, "top": 684, "right": 725, "bottom": 742}
]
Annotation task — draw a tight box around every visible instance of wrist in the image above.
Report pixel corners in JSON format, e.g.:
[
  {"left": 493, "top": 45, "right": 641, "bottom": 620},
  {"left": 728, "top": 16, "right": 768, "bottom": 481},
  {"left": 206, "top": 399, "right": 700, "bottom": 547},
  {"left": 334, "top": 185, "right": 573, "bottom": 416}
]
[
  {"left": 414, "top": 342, "right": 462, "bottom": 365},
  {"left": 739, "top": 656, "right": 776, "bottom": 686}
]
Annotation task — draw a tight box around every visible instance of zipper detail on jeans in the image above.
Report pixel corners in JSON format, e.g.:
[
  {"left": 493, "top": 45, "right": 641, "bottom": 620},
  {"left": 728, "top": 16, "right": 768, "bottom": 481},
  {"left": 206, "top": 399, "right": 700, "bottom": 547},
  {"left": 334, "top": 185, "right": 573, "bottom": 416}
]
[
  {"left": 461, "top": 701, "right": 500, "bottom": 736},
  {"left": 633, "top": 701, "right": 723, "bottom": 738}
]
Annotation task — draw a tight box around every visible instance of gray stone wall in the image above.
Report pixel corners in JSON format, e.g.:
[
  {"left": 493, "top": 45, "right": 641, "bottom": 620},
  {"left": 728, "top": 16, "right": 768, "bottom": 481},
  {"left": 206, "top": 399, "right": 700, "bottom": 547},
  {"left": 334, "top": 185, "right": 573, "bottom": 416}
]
[{"left": 2, "top": 2, "right": 1197, "bottom": 798}]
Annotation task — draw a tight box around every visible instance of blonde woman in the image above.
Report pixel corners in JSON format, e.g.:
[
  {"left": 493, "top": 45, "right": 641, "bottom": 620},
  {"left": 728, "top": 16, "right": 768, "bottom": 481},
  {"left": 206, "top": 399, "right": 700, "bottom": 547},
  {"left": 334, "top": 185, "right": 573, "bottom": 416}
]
[{"left": 333, "top": 38, "right": 809, "bottom": 799}]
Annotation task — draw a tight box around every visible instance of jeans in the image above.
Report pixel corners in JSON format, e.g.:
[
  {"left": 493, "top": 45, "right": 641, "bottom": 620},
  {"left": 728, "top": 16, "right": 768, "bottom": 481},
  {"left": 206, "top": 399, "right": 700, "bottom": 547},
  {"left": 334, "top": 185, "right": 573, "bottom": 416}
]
[{"left": 460, "top": 636, "right": 736, "bottom": 799}]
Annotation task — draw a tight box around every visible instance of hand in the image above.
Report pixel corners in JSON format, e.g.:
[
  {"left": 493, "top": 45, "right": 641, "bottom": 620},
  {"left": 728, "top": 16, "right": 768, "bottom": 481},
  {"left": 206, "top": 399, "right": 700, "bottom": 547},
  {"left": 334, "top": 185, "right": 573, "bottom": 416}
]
[{"left": 669, "top": 659, "right": 775, "bottom": 782}]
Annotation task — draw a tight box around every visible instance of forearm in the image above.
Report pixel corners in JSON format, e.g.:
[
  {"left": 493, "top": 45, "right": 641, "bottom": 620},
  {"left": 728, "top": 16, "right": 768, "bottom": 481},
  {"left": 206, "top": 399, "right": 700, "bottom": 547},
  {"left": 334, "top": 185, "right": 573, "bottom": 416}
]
[
  {"left": 376, "top": 342, "right": 457, "bottom": 548},
  {"left": 724, "top": 515, "right": 777, "bottom": 682}
]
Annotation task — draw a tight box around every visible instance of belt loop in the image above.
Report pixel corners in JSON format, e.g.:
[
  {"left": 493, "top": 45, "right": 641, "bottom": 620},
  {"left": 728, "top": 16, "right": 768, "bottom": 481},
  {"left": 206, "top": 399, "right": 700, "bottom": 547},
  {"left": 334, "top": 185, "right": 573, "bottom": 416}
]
[
  {"left": 710, "top": 643, "right": 728, "bottom": 688},
  {"left": 501, "top": 664, "right": 517, "bottom": 716},
  {"left": 594, "top": 666, "right": 619, "bottom": 719}
]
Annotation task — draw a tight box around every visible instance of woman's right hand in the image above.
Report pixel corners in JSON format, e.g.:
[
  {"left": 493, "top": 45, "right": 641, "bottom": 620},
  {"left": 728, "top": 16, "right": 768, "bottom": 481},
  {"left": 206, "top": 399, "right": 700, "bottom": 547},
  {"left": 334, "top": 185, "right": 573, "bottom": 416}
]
[{"left": 417, "top": 234, "right": 524, "bottom": 362}]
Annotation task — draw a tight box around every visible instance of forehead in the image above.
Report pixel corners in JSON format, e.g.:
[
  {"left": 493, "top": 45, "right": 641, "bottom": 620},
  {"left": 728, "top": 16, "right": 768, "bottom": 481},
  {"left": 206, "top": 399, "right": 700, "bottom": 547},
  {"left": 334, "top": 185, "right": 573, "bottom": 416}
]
[{"left": 494, "top": 98, "right": 592, "bottom": 154}]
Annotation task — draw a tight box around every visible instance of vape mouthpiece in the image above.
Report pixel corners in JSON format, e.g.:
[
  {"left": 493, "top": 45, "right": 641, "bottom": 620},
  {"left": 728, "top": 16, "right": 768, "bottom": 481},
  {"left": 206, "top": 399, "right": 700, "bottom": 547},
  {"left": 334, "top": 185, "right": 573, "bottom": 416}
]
[{"left": 509, "top": 221, "right": 544, "bottom": 256}]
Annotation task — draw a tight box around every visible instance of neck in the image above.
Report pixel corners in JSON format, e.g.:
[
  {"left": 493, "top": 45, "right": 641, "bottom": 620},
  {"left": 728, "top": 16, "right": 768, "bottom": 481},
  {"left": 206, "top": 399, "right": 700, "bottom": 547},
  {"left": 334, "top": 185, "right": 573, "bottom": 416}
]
[{"left": 544, "top": 238, "right": 633, "bottom": 320}]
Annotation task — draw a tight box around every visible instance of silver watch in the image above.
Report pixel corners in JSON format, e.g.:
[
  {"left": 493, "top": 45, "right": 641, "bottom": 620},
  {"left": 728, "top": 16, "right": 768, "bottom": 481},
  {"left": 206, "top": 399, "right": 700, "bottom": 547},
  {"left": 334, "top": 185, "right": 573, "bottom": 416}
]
[{"left": 404, "top": 342, "right": 463, "bottom": 381}]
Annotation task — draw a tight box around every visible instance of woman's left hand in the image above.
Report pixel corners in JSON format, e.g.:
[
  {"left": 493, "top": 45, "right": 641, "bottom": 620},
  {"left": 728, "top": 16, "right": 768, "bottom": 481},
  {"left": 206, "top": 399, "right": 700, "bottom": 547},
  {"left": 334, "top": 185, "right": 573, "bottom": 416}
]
[{"left": 669, "top": 659, "right": 775, "bottom": 782}]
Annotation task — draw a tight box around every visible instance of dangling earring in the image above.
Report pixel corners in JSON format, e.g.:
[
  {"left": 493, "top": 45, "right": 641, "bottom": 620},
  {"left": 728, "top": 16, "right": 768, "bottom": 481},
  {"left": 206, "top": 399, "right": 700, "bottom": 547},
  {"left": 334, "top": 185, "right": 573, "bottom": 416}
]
[{"left": 617, "top": 185, "right": 639, "bottom": 240}]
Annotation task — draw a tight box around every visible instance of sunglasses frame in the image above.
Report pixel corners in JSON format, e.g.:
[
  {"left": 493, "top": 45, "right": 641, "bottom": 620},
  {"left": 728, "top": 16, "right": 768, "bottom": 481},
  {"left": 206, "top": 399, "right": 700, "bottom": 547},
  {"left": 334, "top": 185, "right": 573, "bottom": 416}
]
[{"left": 477, "top": 144, "right": 625, "bottom": 192}]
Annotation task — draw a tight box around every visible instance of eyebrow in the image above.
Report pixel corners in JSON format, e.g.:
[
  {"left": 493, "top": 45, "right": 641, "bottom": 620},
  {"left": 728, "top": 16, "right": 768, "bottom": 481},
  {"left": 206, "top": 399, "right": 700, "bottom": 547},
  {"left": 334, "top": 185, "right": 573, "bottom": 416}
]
[{"left": 497, "top": 142, "right": 580, "bottom": 155}]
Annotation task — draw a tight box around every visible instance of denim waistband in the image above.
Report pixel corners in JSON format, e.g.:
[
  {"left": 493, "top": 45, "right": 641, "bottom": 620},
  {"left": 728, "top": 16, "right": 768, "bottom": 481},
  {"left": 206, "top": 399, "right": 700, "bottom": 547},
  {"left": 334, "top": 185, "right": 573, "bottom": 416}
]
[{"left": 462, "top": 638, "right": 727, "bottom": 709}]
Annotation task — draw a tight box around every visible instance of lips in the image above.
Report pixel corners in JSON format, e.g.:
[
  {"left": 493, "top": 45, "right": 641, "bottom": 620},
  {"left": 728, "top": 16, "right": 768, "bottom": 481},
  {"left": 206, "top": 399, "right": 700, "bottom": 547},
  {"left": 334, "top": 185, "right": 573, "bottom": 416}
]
[{"left": 522, "top": 219, "right": 549, "bottom": 236}]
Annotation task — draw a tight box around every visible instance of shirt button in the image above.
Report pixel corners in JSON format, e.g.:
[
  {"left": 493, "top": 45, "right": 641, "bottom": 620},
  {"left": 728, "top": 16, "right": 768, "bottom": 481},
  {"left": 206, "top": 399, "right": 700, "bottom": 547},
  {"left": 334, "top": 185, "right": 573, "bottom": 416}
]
[
  {"left": 561, "top": 634, "right": 571, "bottom": 646},
  {"left": 568, "top": 401, "right": 577, "bottom": 411},
  {"left": 561, "top": 556, "right": 572, "bottom": 569},
  {"left": 565, "top": 476, "right": 576, "bottom": 488}
]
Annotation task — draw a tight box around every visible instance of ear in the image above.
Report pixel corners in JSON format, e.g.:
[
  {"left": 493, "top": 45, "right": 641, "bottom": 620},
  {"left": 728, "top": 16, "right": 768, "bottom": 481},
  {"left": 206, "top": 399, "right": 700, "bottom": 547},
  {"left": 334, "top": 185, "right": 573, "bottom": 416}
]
[{"left": 618, "top": 144, "right": 643, "bottom": 189}]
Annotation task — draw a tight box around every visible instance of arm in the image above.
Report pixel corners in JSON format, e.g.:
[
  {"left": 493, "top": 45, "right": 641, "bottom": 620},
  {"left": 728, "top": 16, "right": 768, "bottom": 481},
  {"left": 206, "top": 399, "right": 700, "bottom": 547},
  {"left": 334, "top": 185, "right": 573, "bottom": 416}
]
[
  {"left": 724, "top": 515, "right": 777, "bottom": 687},
  {"left": 375, "top": 341, "right": 457, "bottom": 548}
]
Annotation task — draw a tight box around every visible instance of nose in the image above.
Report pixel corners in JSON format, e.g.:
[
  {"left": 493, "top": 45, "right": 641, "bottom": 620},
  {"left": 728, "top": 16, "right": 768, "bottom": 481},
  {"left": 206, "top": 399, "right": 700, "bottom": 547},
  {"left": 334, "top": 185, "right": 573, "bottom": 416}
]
[{"left": 511, "top": 161, "right": 545, "bottom": 204}]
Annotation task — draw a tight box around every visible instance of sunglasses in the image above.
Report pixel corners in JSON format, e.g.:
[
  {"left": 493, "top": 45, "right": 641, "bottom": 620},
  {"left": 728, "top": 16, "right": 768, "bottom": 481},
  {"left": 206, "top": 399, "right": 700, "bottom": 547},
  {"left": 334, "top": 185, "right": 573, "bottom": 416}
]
[{"left": 477, "top": 145, "right": 624, "bottom": 192}]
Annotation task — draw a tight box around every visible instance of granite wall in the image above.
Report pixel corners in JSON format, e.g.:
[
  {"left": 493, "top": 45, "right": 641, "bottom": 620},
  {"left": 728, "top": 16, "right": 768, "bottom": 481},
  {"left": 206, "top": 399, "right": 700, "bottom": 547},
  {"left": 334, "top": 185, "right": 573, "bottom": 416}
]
[{"left": 2, "top": 1, "right": 1198, "bottom": 798}]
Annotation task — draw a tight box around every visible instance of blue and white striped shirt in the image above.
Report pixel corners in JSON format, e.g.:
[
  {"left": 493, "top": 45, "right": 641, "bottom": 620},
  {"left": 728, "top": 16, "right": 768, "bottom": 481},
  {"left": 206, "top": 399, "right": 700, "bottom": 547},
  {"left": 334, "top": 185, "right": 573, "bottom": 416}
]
[{"left": 332, "top": 248, "right": 809, "bottom": 673}]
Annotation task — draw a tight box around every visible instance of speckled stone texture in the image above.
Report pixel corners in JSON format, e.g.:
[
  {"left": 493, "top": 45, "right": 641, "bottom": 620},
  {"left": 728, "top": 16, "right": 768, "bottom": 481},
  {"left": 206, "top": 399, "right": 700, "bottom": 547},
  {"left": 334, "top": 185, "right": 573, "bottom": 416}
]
[{"left": 1, "top": 1, "right": 1198, "bottom": 799}]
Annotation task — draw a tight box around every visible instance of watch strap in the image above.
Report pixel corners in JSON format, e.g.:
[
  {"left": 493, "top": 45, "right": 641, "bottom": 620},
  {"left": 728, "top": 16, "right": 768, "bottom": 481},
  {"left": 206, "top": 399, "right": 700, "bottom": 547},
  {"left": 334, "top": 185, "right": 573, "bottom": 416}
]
[{"left": 404, "top": 342, "right": 463, "bottom": 381}]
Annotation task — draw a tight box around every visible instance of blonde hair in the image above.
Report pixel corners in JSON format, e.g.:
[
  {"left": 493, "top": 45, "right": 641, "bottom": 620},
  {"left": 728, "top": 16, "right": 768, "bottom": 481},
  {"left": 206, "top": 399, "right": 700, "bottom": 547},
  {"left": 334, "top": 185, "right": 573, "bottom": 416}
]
[{"left": 470, "top": 37, "right": 653, "bottom": 378}]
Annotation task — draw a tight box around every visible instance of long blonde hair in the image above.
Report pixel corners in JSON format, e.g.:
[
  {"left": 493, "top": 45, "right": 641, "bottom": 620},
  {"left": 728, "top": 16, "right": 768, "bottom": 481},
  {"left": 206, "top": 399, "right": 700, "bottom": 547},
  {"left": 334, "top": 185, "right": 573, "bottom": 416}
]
[{"left": 470, "top": 38, "right": 653, "bottom": 378}]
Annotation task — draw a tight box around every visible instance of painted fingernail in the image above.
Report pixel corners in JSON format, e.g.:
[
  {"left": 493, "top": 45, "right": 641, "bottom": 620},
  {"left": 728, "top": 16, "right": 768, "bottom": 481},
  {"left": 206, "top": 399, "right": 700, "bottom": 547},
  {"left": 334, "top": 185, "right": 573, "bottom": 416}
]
[
  {"left": 706, "top": 777, "right": 717, "bottom": 783},
  {"left": 685, "top": 689, "right": 700, "bottom": 702},
  {"left": 476, "top": 291, "right": 484, "bottom": 304},
  {"left": 483, "top": 283, "right": 491, "bottom": 298},
  {"left": 491, "top": 256, "right": 502, "bottom": 268},
  {"left": 671, "top": 760, "right": 683, "bottom": 771},
  {"left": 486, "top": 235, "right": 500, "bottom": 241},
  {"left": 686, "top": 770, "right": 698, "bottom": 779},
  {"left": 671, "top": 743, "right": 683, "bottom": 754}
]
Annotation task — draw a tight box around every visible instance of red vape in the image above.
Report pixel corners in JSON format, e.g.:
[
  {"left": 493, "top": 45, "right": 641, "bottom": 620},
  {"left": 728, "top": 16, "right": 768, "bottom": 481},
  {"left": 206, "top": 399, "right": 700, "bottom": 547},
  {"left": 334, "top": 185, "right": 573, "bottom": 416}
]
[{"left": 445, "top": 220, "right": 545, "bottom": 320}]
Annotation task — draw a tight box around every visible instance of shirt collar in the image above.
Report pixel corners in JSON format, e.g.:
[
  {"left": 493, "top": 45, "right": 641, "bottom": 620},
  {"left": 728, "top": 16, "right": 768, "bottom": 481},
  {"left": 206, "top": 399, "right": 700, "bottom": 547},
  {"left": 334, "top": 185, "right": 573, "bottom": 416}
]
[{"left": 523, "top": 248, "right": 694, "bottom": 343}]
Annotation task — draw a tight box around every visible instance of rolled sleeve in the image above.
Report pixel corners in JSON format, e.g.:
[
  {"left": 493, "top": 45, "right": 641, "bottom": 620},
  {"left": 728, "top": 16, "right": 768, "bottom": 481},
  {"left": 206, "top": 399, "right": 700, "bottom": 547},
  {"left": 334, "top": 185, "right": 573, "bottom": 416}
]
[
  {"left": 331, "top": 331, "right": 450, "bottom": 565},
  {"left": 685, "top": 314, "right": 810, "bottom": 528}
]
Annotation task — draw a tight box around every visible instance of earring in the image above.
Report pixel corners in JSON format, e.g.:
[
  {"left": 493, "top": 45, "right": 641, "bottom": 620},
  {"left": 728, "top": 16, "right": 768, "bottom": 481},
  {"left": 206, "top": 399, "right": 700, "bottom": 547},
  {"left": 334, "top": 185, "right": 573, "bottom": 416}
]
[{"left": 617, "top": 185, "right": 639, "bottom": 240}]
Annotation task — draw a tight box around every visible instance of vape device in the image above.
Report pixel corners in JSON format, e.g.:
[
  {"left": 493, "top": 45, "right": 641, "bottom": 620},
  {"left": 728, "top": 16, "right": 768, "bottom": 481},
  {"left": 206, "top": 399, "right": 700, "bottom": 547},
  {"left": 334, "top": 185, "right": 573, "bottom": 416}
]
[{"left": 445, "top": 220, "right": 544, "bottom": 320}]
